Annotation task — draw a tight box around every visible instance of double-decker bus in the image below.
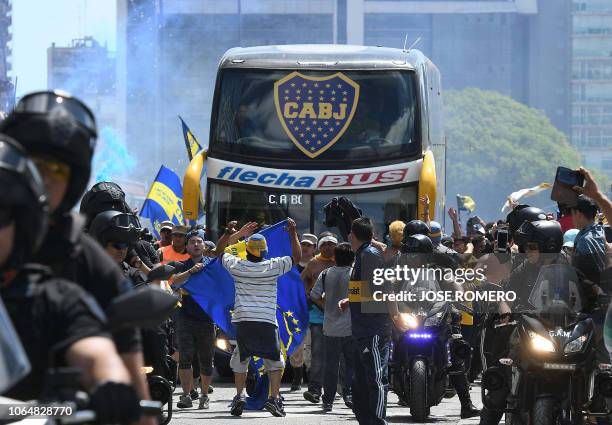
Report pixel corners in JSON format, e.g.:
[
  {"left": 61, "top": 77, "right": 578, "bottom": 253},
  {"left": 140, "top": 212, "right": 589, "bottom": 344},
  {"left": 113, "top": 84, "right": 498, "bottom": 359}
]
[{"left": 186, "top": 44, "right": 445, "bottom": 241}]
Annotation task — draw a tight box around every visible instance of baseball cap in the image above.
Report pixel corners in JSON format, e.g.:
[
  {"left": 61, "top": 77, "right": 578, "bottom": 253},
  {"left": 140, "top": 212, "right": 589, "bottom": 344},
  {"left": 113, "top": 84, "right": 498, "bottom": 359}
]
[
  {"left": 204, "top": 240, "right": 217, "bottom": 251},
  {"left": 300, "top": 233, "right": 318, "bottom": 246},
  {"left": 429, "top": 221, "right": 442, "bottom": 246},
  {"left": 246, "top": 233, "right": 268, "bottom": 258},
  {"left": 318, "top": 234, "right": 338, "bottom": 249},
  {"left": 562, "top": 228, "right": 579, "bottom": 248},
  {"left": 159, "top": 220, "right": 174, "bottom": 232},
  {"left": 185, "top": 228, "right": 205, "bottom": 242},
  {"left": 172, "top": 225, "right": 190, "bottom": 236}
]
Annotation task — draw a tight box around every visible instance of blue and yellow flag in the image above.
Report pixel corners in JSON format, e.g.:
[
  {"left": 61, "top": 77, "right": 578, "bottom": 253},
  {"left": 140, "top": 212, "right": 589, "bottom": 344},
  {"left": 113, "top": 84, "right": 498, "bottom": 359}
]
[
  {"left": 179, "top": 116, "right": 205, "bottom": 220},
  {"left": 139, "top": 165, "right": 184, "bottom": 238},
  {"left": 179, "top": 116, "right": 203, "bottom": 161},
  {"left": 182, "top": 220, "right": 309, "bottom": 410},
  {"left": 457, "top": 194, "right": 476, "bottom": 213}
]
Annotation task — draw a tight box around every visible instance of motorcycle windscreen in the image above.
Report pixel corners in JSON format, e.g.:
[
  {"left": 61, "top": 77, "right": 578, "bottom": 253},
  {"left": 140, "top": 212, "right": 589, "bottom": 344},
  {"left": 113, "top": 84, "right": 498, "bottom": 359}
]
[
  {"left": 397, "top": 268, "right": 443, "bottom": 315},
  {"left": 527, "top": 264, "right": 583, "bottom": 313},
  {"left": 0, "top": 297, "right": 31, "bottom": 394}
]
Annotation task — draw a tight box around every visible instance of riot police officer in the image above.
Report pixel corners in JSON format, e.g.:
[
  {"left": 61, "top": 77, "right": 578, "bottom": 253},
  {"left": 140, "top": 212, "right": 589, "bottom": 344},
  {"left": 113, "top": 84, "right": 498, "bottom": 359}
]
[
  {"left": 88, "top": 210, "right": 147, "bottom": 287},
  {"left": 0, "top": 136, "right": 141, "bottom": 424},
  {"left": 394, "top": 230, "right": 480, "bottom": 418},
  {"left": 0, "top": 90, "right": 151, "bottom": 405},
  {"left": 479, "top": 219, "right": 567, "bottom": 425}
]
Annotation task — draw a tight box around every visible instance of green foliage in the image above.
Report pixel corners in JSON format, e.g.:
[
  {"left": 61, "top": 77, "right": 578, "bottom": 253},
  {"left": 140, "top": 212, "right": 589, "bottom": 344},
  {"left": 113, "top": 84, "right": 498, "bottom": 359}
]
[{"left": 444, "top": 88, "right": 596, "bottom": 220}]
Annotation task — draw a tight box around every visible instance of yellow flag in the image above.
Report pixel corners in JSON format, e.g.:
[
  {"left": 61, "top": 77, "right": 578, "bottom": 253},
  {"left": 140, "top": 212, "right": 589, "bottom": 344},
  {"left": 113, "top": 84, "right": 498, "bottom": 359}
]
[{"left": 225, "top": 240, "right": 247, "bottom": 259}]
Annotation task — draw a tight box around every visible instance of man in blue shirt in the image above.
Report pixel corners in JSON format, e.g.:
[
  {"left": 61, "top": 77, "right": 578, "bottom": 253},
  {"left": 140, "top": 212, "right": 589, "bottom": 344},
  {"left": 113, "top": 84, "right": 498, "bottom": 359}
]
[
  {"left": 340, "top": 217, "right": 408, "bottom": 425},
  {"left": 571, "top": 195, "right": 607, "bottom": 284}
]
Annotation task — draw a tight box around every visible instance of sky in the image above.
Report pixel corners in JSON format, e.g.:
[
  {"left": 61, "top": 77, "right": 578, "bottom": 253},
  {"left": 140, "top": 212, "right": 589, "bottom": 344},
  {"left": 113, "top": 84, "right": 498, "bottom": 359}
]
[{"left": 11, "top": 0, "right": 116, "bottom": 97}]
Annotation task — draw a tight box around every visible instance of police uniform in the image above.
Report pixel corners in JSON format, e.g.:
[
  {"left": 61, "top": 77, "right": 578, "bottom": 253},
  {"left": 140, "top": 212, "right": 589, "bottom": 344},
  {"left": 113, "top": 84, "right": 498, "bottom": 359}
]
[
  {"left": 33, "top": 214, "right": 141, "bottom": 354},
  {"left": 1, "top": 269, "right": 108, "bottom": 401}
]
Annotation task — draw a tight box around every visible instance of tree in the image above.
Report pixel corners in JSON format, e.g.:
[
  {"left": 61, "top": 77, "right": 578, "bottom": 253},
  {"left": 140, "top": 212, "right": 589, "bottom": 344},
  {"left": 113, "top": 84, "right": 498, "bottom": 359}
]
[{"left": 443, "top": 88, "right": 606, "bottom": 221}]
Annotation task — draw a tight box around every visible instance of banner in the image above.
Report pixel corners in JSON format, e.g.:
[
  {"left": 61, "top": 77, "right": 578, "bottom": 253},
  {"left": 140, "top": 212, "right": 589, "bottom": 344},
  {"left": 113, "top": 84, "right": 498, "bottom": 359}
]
[
  {"left": 457, "top": 194, "right": 476, "bottom": 213},
  {"left": 139, "top": 165, "right": 184, "bottom": 238},
  {"left": 501, "top": 183, "right": 551, "bottom": 213}
]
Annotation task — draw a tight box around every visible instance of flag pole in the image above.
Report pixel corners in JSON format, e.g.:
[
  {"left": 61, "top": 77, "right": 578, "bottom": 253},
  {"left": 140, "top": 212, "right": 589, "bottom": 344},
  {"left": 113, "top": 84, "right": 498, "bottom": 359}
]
[{"left": 456, "top": 195, "right": 461, "bottom": 224}]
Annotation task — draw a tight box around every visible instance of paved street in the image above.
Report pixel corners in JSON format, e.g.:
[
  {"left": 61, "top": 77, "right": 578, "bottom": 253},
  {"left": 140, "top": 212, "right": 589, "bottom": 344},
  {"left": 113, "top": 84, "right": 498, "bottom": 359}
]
[{"left": 169, "top": 378, "right": 486, "bottom": 425}]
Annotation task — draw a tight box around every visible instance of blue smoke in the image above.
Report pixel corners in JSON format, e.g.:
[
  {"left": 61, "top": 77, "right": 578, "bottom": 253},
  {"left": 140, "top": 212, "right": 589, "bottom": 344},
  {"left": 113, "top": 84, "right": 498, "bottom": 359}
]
[{"left": 92, "top": 126, "right": 137, "bottom": 182}]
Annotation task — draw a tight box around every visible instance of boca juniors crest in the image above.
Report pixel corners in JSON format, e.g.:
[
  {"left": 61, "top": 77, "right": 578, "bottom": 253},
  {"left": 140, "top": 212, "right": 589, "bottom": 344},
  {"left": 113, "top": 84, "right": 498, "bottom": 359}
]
[{"left": 274, "top": 72, "right": 360, "bottom": 158}]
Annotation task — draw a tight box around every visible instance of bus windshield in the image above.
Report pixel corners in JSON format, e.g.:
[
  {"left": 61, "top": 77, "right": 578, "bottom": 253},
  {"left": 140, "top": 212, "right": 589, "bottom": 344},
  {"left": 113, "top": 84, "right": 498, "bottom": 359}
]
[
  {"left": 211, "top": 69, "right": 420, "bottom": 167},
  {"left": 207, "top": 181, "right": 417, "bottom": 241}
]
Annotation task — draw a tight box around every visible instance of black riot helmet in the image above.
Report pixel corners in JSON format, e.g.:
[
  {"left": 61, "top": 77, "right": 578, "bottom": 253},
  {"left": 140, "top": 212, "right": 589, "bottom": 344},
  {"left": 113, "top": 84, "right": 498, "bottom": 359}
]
[
  {"left": 0, "top": 90, "right": 97, "bottom": 215},
  {"left": 514, "top": 220, "right": 563, "bottom": 253},
  {"left": 0, "top": 135, "right": 49, "bottom": 272},
  {"left": 506, "top": 205, "right": 547, "bottom": 239},
  {"left": 80, "top": 181, "right": 132, "bottom": 231},
  {"left": 89, "top": 210, "right": 142, "bottom": 247},
  {"left": 403, "top": 220, "right": 430, "bottom": 240},
  {"left": 401, "top": 234, "right": 434, "bottom": 254}
]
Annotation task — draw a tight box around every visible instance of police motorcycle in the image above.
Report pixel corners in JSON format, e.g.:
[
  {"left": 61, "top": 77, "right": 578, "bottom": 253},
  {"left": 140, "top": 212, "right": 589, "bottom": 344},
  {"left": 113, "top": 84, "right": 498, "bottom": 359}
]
[
  {"left": 389, "top": 237, "right": 473, "bottom": 422},
  {"left": 1, "top": 288, "right": 178, "bottom": 425},
  {"left": 481, "top": 264, "right": 612, "bottom": 425}
]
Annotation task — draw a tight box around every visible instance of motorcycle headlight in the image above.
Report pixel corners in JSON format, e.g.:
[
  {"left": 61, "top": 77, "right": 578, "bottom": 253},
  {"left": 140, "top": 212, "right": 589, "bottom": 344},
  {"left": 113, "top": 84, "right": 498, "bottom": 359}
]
[
  {"left": 529, "top": 332, "right": 555, "bottom": 353},
  {"left": 216, "top": 338, "right": 231, "bottom": 352},
  {"left": 400, "top": 313, "right": 419, "bottom": 329},
  {"left": 424, "top": 311, "right": 444, "bottom": 327},
  {"left": 564, "top": 335, "right": 587, "bottom": 353}
]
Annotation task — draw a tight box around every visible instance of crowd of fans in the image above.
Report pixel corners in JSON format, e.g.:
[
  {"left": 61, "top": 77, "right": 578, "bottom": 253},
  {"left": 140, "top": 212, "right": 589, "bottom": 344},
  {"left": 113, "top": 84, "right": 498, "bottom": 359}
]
[{"left": 1, "top": 89, "right": 611, "bottom": 425}]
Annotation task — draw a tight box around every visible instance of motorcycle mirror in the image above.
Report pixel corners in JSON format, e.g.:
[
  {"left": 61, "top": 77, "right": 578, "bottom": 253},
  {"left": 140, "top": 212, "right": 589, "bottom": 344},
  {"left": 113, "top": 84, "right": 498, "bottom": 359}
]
[{"left": 106, "top": 287, "right": 178, "bottom": 330}]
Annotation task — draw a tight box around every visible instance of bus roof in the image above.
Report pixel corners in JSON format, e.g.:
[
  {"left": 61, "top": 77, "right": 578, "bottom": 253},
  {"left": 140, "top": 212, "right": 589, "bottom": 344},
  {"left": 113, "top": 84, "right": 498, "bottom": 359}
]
[{"left": 219, "top": 44, "right": 428, "bottom": 71}]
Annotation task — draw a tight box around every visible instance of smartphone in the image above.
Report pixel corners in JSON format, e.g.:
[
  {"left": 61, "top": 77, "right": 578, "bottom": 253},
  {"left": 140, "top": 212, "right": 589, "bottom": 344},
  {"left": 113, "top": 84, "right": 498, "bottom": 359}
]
[
  {"left": 551, "top": 166, "right": 584, "bottom": 207},
  {"left": 605, "top": 225, "right": 612, "bottom": 243},
  {"left": 496, "top": 228, "right": 509, "bottom": 252}
]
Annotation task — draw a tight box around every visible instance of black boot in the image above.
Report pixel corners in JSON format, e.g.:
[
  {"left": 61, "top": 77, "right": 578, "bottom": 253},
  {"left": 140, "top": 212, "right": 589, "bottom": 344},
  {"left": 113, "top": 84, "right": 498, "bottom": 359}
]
[
  {"left": 290, "top": 367, "right": 303, "bottom": 392},
  {"left": 460, "top": 400, "right": 481, "bottom": 419},
  {"left": 451, "top": 373, "right": 480, "bottom": 419}
]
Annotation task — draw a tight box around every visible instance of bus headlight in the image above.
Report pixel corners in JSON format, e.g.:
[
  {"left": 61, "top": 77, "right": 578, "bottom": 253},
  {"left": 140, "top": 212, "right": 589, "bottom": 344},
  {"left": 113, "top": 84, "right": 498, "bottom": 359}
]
[
  {"left": 564, "top": 335, "right": 587, "bottom": 353},
  {"left": 400, "top": 313, "right": 419, "bottom": 329},
  {"left": 529, "top": 332, "right": 555, "bottom": 353}
]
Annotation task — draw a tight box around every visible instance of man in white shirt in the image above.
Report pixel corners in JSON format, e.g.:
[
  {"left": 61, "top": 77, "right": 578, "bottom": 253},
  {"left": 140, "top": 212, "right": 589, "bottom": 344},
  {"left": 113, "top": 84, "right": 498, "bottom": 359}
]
[{"left": 221, "top": 218, "right": 301, "bottom": 418}]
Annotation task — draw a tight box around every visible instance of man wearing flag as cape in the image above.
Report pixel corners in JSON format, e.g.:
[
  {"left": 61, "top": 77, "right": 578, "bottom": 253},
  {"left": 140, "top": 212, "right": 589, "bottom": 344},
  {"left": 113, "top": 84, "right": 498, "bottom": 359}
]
[
  {"left": 182, "top": 218, "right": 302, "bottom": 417},
  {"left": 220, "top": 218, "right": 302, "bottom": 418}
]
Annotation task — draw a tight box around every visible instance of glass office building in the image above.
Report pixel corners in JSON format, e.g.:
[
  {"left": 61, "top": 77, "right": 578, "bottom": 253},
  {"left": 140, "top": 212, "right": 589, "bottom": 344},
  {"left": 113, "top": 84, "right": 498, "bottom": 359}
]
[{"left": 571, "top": 0, "right": 612, "bottom": 178}]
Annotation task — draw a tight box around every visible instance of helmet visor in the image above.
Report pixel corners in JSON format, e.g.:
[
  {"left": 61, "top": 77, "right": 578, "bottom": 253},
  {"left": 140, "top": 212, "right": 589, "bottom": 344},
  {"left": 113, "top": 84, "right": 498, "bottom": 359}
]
[
  {"left": 15, "top": 91, "right": 97, "bottom": 139},
  {"left": 514, "top": 220, "right": 537, "bottom": 247},
  {"left": 110, "top": 213, "right": 141, "bottom": 230},
  {"left": 0, "top": 140, "right": 47, "bottom": 209}
]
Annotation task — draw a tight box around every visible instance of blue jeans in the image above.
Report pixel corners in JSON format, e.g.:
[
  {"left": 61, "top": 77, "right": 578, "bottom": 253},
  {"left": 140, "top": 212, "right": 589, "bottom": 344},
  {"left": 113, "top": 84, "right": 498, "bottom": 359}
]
[
  {"left": 322, "top": 335, "right": 355, "bottom": 404},
  {"left": 352, "top": 334, "right": 390, "bottom": 425}
]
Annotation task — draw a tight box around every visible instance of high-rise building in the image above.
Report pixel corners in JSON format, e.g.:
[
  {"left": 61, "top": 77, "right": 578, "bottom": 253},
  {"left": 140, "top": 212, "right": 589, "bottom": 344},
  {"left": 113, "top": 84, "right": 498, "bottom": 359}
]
[
  {"left": 116, "top": 0, "right": 574, "bottom": 179},
  {"left": 0, "top": 0, "right": 13, "bottom": 115},
  {"left": 571, "top": 0, "right": 612, "bottom": 179},
  {"left": 47, "top": 36, "right": 117, "bottom": 129}
]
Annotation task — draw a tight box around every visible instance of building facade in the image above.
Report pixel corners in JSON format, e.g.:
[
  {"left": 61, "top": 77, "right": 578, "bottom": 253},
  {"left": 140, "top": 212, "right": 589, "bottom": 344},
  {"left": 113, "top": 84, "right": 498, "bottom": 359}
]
[
  {"left": 47, "top": 36, "right": 117, "bottom": 129},
  {"left": 116, "top": 0, "right": 574, "bottom": 180},
  {"left": 0, "top": 0, "right": 12, "bottom": 115},
  {"left": 571, "top": 0, "right": 612, "bottom": 179}
]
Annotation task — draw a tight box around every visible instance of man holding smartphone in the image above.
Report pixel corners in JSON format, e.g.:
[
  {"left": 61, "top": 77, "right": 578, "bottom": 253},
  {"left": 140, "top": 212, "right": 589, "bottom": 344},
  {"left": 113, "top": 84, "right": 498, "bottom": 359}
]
[{"left": 571, "top": 168, "right": 612, "bottom": 284}]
